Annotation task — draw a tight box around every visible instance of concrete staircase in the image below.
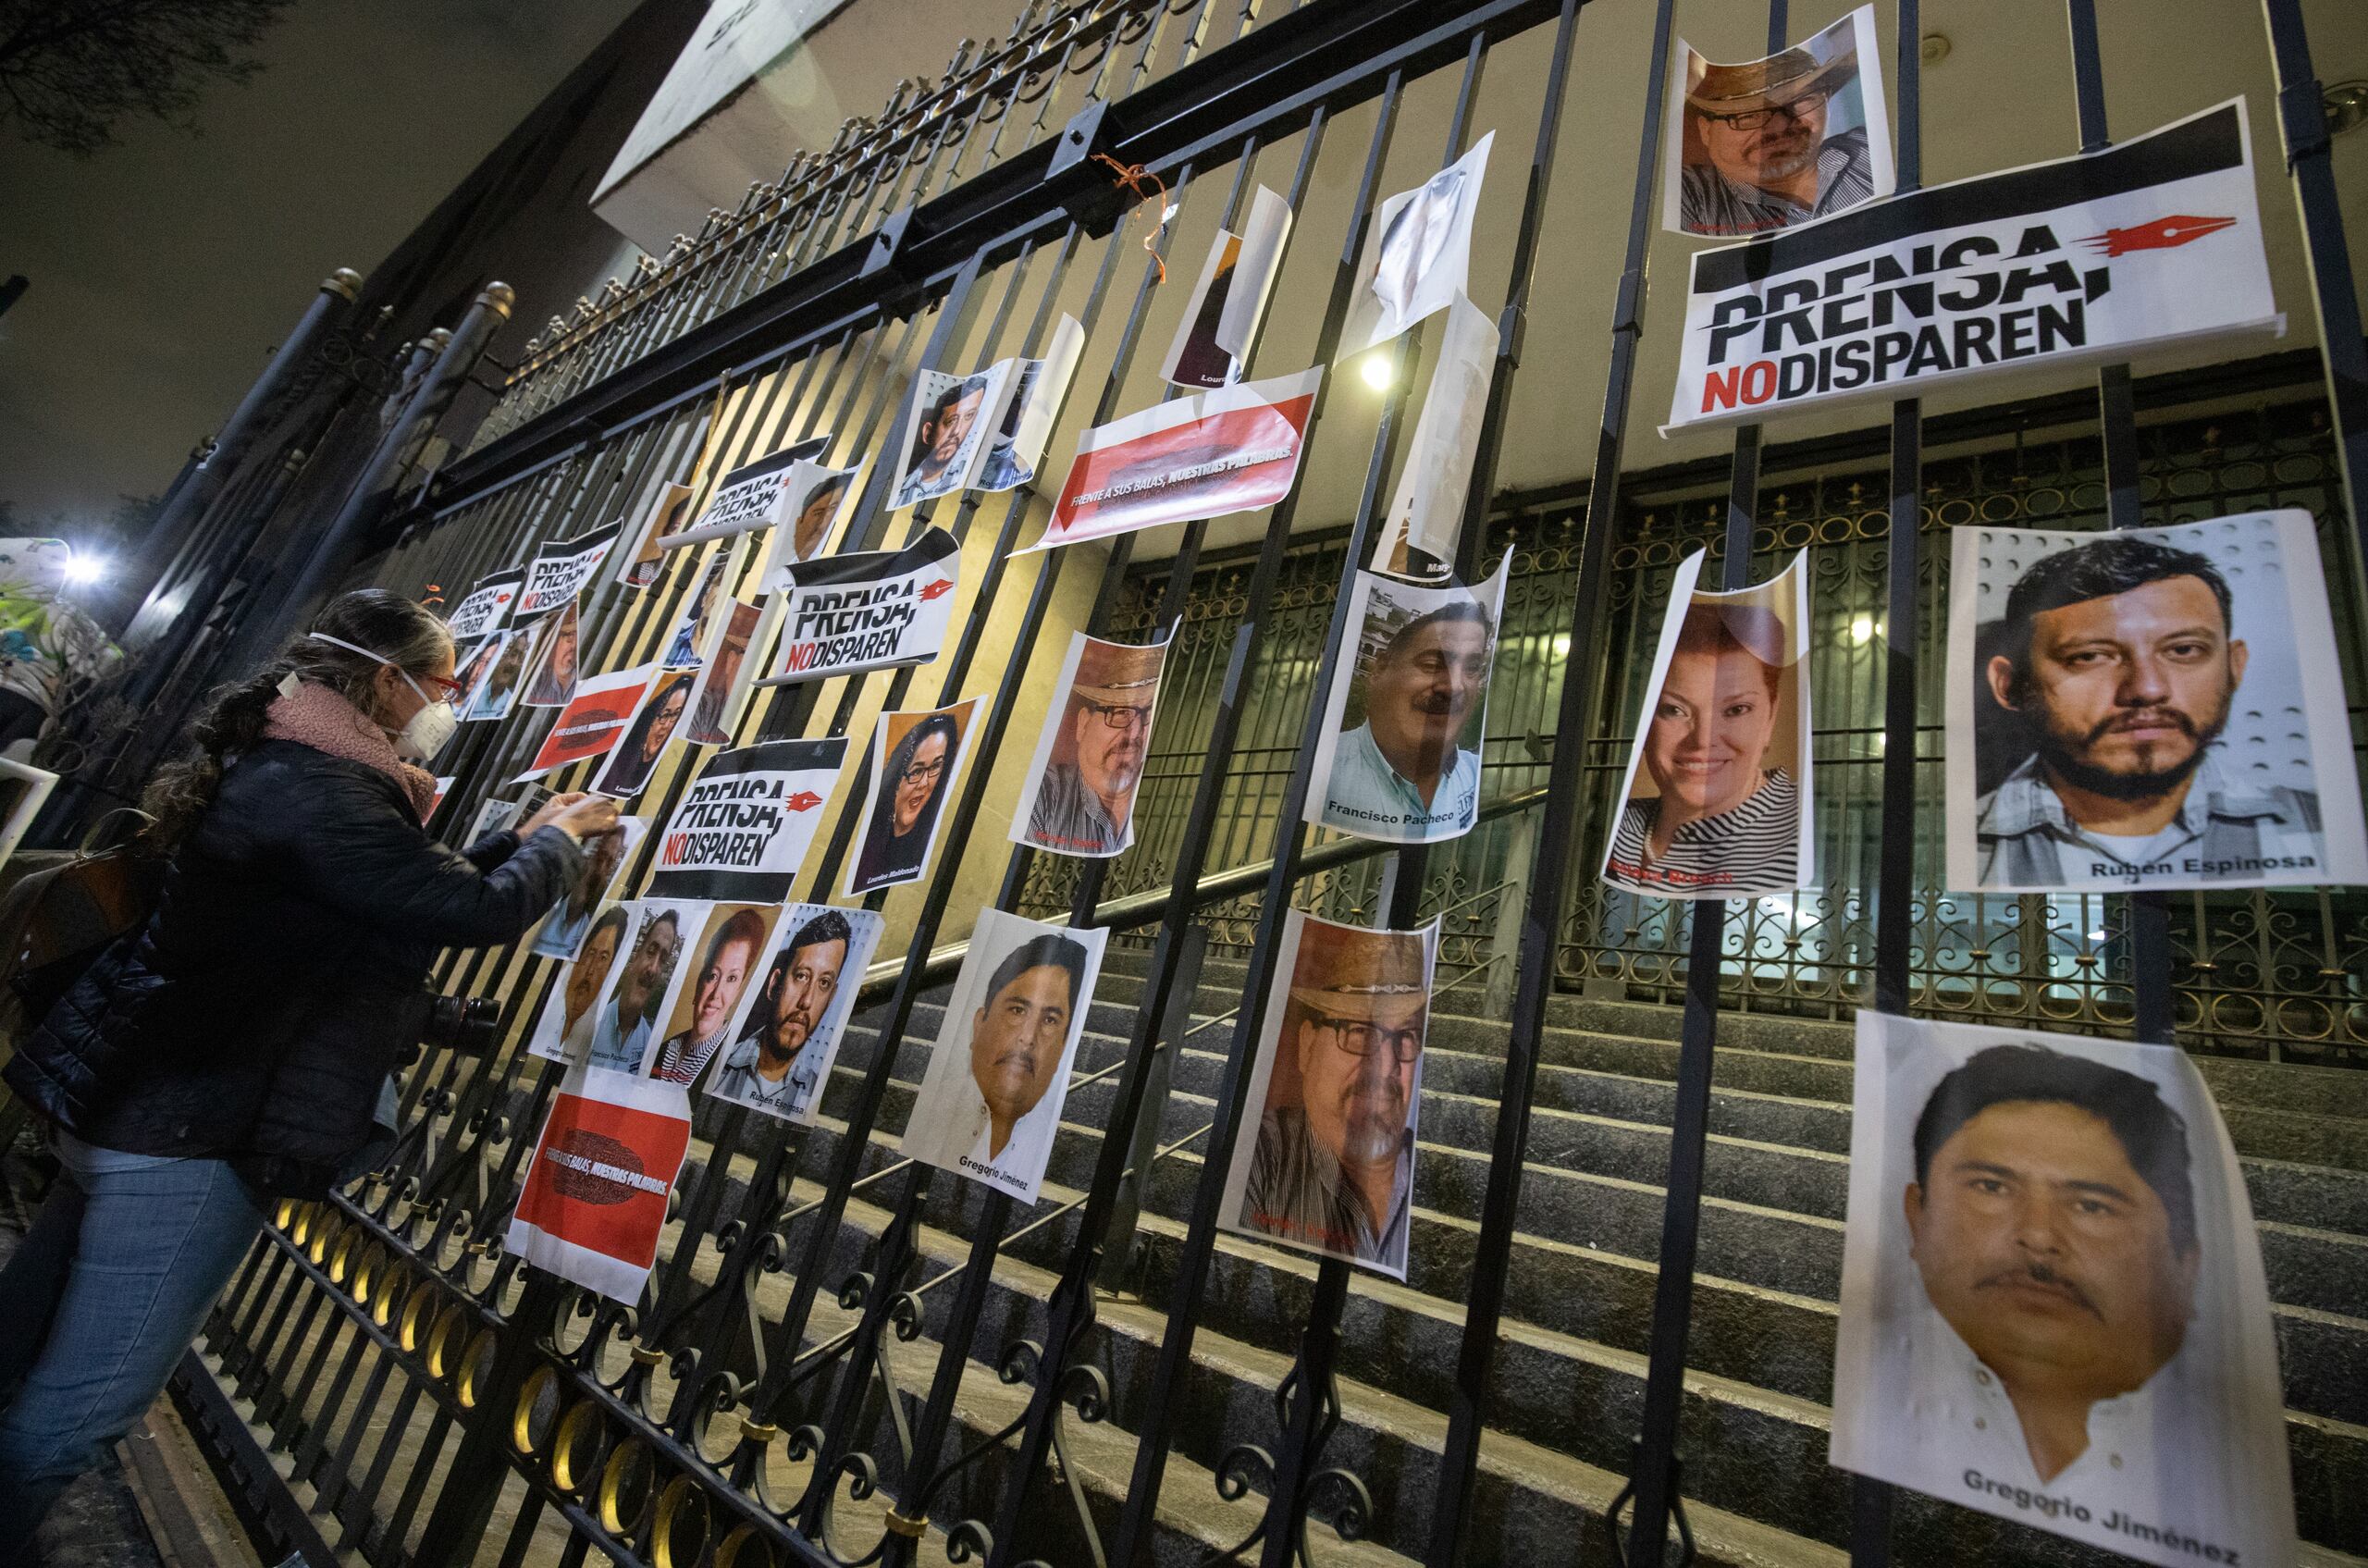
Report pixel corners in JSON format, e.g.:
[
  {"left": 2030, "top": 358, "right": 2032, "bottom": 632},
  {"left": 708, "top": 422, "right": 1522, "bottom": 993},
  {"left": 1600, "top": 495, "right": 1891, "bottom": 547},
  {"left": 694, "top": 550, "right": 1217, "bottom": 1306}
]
[{"left": 672, "top": 945, "right": 2368, "bottom": 1568}]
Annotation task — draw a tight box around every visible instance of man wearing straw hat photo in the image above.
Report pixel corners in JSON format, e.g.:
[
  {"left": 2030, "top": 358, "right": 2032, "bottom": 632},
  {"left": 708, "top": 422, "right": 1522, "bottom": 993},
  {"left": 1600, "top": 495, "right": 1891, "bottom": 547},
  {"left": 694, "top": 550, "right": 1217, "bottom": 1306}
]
[
  {"left": 1676, "top": 17, "right": 1880, "bottom": 238},
  {"left": 1023, "top": 639, "right": 1163, "bottom": 857}
]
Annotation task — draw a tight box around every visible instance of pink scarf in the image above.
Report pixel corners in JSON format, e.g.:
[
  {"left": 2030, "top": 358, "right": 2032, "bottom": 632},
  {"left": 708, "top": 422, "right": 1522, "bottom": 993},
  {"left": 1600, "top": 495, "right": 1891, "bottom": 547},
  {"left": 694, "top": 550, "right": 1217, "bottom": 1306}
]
[{"left": 263, "top": 680, "right": 440, "bottom": 821}]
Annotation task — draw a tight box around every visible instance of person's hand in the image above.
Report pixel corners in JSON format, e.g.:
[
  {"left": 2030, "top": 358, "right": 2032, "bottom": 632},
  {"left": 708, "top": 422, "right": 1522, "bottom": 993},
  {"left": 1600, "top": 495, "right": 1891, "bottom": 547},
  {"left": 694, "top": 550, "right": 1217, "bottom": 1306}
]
[
  {"left": 518, "top": 792, "right": 586, "bottom": 838},
  {"left": 550, "top": 796, "right": 622, "bottom": 843}
]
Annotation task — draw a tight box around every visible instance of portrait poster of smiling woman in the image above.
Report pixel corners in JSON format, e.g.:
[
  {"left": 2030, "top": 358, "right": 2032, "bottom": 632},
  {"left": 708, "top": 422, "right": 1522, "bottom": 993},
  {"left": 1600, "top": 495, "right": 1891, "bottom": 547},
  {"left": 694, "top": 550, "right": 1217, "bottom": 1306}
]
[
  {"left": 1944, "top": 511, "right": 2367, "bottom": 894},
  {"left": 845, "top": 697, "right": 981, "bottom": 897},
  {"left": 1831, "top": 1012, "right": 2293, "bottom": 1568},
  {"left": 1599, "top": 549, "right": 1812, "bottom": 898}
]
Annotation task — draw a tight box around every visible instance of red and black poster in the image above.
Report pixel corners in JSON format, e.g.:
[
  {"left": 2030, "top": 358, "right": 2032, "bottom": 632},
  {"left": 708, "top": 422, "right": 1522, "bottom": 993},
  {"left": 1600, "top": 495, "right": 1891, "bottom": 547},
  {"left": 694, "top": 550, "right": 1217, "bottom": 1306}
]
[{"left": 505, "top": 1066, "right": 692, "bottom": 1303}]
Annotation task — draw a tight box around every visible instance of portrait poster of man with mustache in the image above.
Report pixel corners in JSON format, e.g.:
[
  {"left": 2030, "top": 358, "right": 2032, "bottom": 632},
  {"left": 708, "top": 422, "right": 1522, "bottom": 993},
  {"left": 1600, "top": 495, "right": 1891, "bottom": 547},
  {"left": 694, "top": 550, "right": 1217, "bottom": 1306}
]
[
  {"left": 1946, "top": 512, "right": 2367, "bottom": 892},
  {"left": 1218, "top": 912, "right": 1434, "bottom": 1281},
  {"left": 521, "top": 600, "right": 582, "bottom": 709},
  {"left": 526, "top": 901, "right": 631, "bottom": 1064},
  {"left": 1304, "top": 555, "right": 1509, "bottom": 846},
  {"left": 1600, "top": 549, "right": 1814, "bottom": 898},
  {"left": 1006, "top": 632, "right": 1171, "bottom": 858},
  {"left": 707, "top": 904, "right": 886, "bottom": 1125},
  {"left": 529, "top": 814, "right": 648, "bottom": 961},
  {"left": 890, "top": 362, "right": 1015, "bottom": 511},
  {"left": 1661, "top": 5, "right": 1893, "bottom": 239},
  {"left": 1831, "top": 1012, "right": 2294, "bottom": 1568},
  {"left": 580, "top": 898, "right": 712, "bottom": 1076},
  {"left": 898, "top": 908, "right": 1108, "bottom": 1204}
]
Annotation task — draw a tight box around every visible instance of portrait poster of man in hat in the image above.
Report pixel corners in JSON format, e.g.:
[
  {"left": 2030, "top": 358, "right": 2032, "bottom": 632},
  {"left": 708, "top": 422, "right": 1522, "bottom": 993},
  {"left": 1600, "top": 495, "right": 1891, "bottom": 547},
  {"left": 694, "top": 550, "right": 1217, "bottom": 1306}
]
[
  {"left": 1662, "top": 4, "right": 1894, "bottom": 239},
  {"left": 1218, "top": 911, "right": 1437, "bottom": 1281},
  {"left": 1007, "top": 632, "right": 1172, "bottom": 858},
  {"left": 1831, "top": 1012, "right": 2294, "bottom": 1568}
]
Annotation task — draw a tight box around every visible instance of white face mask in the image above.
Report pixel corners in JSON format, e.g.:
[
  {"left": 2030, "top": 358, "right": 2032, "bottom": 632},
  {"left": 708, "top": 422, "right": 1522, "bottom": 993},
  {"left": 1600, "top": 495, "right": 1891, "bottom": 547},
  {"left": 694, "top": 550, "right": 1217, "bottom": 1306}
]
[{"left": 307, "top": 632, "right": 460, "bottom": 761}]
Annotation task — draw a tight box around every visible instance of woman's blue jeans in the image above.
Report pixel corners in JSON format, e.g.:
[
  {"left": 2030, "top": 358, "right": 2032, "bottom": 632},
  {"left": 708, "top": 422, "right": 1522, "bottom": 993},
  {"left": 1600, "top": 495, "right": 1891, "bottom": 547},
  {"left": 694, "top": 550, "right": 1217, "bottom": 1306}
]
[{"left": 0, "top": 1132, "right": 265, "bottom": 1546}]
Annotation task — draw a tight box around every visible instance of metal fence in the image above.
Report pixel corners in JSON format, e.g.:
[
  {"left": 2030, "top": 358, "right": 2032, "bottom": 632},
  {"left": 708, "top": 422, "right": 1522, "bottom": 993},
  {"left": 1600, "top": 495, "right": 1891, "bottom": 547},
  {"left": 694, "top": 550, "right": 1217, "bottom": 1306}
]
[{"left": 39, "top": 0, "right": 2368, "bottom": 1565}]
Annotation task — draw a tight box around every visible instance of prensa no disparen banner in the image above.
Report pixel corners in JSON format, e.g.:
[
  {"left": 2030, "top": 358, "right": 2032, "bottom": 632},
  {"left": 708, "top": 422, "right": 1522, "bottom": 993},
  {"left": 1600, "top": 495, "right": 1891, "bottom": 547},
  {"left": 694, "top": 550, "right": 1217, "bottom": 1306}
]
[{"left": 1666, "top": 99, "right": 2278, "bottom": 433}]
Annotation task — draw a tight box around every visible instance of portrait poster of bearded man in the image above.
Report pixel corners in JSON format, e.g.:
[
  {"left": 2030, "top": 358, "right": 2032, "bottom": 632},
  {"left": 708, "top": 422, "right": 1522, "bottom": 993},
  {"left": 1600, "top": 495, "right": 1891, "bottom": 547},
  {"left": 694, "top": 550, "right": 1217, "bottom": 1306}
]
[
  {"left": 526, "top": 902, "right": 632, "bottom": 1063},
  {"left": 1217, "top": 911, "right": 1436, "bottom": 1281},
  {"left": 1660, "top": 4, "right": 1893, "bottom": 239},
  {"left": 521, "top": 600, "right": 581, "bottom": 708},
  {"left": 1600, "top": 549, "right": 1814, "bottom": 898},
  {"left": 1303, "top": 554, "right": 1510, "bottom": 846},
  {"left": 898, "top": 908, "right": 1108, "bottom": 1204},
  {"left": 890, "top": 362, "right": 1015, "bottom": 511},
  {"left": 1831, "top": 1012, "right": 2294, "bottom": 1568},
  {"left": 706, "top": 904, "right": 886, "bottom": 1125},
  {"left": 580, "top": 898, "right": 712, "bottom": 1076},
  {"left": 1007, "top": 631, "right": 1172, "bottom": 858},
  {"left": 529, "top": 814, "right": 648, "bottom": 961},
  {"left": 1944, "top": 512, "right": 2367, "bottom": 893}
]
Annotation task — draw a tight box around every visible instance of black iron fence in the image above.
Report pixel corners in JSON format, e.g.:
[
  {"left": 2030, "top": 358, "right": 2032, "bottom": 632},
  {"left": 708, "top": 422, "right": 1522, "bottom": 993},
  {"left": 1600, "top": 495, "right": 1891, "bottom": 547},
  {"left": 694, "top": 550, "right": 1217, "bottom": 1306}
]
[{"left": 30, "top": 0, "right": 2368, "bottom": 1565}]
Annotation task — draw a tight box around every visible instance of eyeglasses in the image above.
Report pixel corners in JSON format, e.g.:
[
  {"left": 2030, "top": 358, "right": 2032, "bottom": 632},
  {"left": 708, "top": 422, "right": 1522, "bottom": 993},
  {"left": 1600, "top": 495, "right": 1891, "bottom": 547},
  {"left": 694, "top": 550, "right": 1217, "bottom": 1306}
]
[
  {"left": 1702, "top": 88, "right": 1830, "bottom": 132},
  {"left": 1079, "top": 698, "right": 1153, "bottom": 734},
  {"left": 1308, "top": 1012, "right": 1423, "bottom": 1065},
  {"left": 424, "top": 673, "right": 469, "bottom": 699},
  {"left": 900, "top": 758, "right": 949, "bottom": 786}
]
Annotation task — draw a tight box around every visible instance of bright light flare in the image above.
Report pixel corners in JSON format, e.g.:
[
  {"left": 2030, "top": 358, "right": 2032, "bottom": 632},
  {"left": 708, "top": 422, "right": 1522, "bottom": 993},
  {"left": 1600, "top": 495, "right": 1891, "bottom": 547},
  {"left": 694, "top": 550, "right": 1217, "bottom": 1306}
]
[
  {"left": 62, "top": 552, "right": 107, "bottom": 586},
  {"left": 1359, "top": 353, "right": 1394, "bottom": 391}
]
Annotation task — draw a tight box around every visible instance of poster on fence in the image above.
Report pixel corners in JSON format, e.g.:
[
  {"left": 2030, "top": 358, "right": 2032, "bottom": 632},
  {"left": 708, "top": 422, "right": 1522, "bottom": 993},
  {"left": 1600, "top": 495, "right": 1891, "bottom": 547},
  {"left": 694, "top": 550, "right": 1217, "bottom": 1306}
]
[
  {"left": 707, "top": 904, "right": 887, "bottom": 1124},
  {"left": 1375, "top": 293, "right": 1499, "bottom": 576},
  {"left": 1944, "top": 510, "right": 2367, "bottom": 893},
  {"left": 1338, "top": 133, "right": 1493, "bottom": 359},
  {"left": 663, "top": 551, "right": 735, "bottom": 669},
  {"left": 900, "top": 907, "right": 1108, "bottom": 1204},
  {"left": 977, "top": 316, "right": 1089, "bottom": 492},
  {"left": 648, "top": 902, "right": 784, "bottom": 1087},
  {"left": 527, "top": 902, "right": 630, "bottom": 1063},
  {"left": 1600, "top": 549, "right": 1815, "bottom": 898},
  {"left": 659, "top": 437, "right": 834, "bottom": 552},
  {"left": 753, "top": 462, "right": 857, "bottom": 573},
  {"left": 1667, "top": 99, "right": 2278, "bottom": 432},
  {"left": 517, "top": 522, "right": 619, "bottom": 619},
  {"left": 590, "top": 667, "right": 695, "bottom": 800},
  {"left": 623, "top": 482, "right": 695, "bottom": 589},
  {"left": 1305, "top": 554, "right": 1508, "bottom": 846},
  {"left": 516, "top": 663, "right": 657, "bottom": 783},
  {"left": 530, "top": 815, "right": 648, "bottom": 960},
  {"left": 462, "top": 630, "right": 530, "bottom": 722},
  {"left": 1217, "top": 910, "right": 1435, "bottom": 1281},
  {"left": 581, "top": 898, "right": 711, "bottom": 1075},
  {"left": 890, "top": 362, "right": 1016, "bottom": 509},
  {"left": 845, "top": 698, "right": 981, "bottom": 896},
  {"left": 1160, "top": 191, "right": 1292, "bottom": 389},
  {"left": 507, "top": 1063, "right": 693, "bottom": 1303},
  {"left": 1022, "top": 367, "right": 1323, "bottom": 554},
  {"left": 646, "top": 736, "right": 845, "bottom": 901},
  {"left": 446, "top": 567, "right": 524, "bottom": 640},
  {"left": 521, "top": 601, "right": 581, "bottom": 709},
  {"left": 1007, "top": 632, "right": 1171, "bottom": 858},
  {"left": 1831, "top": 1011, "right": 2295, "bottom": 1568},
  {"left": 758, "top": 526, "right": 959, "bottom": 685},
  {"left": 1660, "top": 5, "right": 1894, "bottom": 240},
  {"left": 681, "top": 599, "right": 761, "bottom": 746}
]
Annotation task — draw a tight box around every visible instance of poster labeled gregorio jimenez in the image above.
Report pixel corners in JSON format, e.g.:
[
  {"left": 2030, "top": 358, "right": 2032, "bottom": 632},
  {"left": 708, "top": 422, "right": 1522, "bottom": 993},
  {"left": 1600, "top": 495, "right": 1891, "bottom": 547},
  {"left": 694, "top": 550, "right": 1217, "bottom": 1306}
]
[
  {"left": 1666, "top": 99, "right": 2278, "bottom": 433},
  {"left": 1831, "top": 1012, "right": 2294, "bottom": 1568},
  {"left": 505, "top": 1064, "right": 693, "bottom": 1303},
  {"left": 647, "top": 737, "right": 846, "bottom": 902},
  {"left": 516, "top": 522, "right": 620, "bottom": 619},
  {"left": 1021, "top": 367, "right": 1323, "bottom": 553},
  {"left": 757, "top": 527, "right": 960, "bottom": 685}
]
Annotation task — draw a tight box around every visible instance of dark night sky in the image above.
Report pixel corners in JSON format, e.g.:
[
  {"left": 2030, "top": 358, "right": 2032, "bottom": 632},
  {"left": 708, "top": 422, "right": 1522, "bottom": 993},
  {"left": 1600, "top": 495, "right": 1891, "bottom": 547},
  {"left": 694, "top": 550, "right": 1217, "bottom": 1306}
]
[{"left": 0, "top": 0, "right": 646, "bottom": 534}]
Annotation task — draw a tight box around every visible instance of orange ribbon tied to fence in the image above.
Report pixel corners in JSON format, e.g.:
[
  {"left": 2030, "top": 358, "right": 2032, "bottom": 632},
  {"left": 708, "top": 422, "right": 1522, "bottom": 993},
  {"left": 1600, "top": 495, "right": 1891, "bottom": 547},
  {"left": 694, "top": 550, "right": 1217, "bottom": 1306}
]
[{"left": 1092, "top": 152, "right": 1171, "bottom": 283}]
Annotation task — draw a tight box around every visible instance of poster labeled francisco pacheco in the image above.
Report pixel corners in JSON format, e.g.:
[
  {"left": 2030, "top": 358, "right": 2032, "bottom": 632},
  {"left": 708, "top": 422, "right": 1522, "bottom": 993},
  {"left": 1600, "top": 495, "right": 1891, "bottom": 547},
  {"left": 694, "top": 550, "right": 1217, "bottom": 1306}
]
[
  {"left": 1304, "top": 554, "right": 1509, "bottom": 846},
  {"left": 898, "top": 907, "right": 1109, "bottom": 1204},
  {"left": 660, "top": 437, "right": 833, "bottom": 553},
  {"left": 646, "top": 736, "right": 845, "bottom": 902},
  {"left": 506, "top": 1063, "right": 693, "bottom": 1303},
  {"left": 445, "top": 567, "right": 524, "bottom": 640},
  {"left": 758, "top": 526, "right": 959, "bottom": 685},
  {"left": 1832, "top": 1011, "right": 2295, "bottom": 1568},
  {"left": 1660, "top": 5, "right": 1894, "bottom": 240},
  {"left": 1944, "top": 510, "right": 2368, "bottom": 893},
  {"left": 1021, "top": 367, "right": 1323, "bottom": 554},
  {"left": 1217, "top": 910, "right": 1436, "bottom": 1281},
  {"left": 1666, "top": 99, "right": 2278, "bottom": 433},
  {"left": 706, "top": 903, "right": 887, "bottom": 1125},
  {"left": 1600, "top": 549, "right": 1813, "bottom": 898},
  {"left": 516, "top": 522, "right": 620, "bottom": 620},
  {"left": 1007, "top": 631, "right": 1171, "bottom": 858}
]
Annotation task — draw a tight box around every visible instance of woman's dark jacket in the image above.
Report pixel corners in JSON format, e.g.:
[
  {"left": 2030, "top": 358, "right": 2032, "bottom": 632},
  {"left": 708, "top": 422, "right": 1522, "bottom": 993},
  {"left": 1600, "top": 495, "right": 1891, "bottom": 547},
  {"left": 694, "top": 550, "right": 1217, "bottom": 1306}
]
[{"left": 4, "top": 739, "right": 584, "bottom": 1197}]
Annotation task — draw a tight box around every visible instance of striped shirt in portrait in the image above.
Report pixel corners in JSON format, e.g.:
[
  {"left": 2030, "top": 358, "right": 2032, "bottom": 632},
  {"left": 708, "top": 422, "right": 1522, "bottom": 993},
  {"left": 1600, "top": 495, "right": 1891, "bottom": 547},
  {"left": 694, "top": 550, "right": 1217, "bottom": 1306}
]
[{"left": 1603, "top": 767, "right": 1804, "bottom": 896}]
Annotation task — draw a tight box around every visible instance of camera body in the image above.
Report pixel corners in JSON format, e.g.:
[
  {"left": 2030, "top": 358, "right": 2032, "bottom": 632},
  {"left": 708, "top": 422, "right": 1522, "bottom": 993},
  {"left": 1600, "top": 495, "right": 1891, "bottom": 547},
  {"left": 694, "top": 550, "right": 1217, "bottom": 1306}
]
[{"left": 400, "top": 988, "right": 500, "bottom": 1056}]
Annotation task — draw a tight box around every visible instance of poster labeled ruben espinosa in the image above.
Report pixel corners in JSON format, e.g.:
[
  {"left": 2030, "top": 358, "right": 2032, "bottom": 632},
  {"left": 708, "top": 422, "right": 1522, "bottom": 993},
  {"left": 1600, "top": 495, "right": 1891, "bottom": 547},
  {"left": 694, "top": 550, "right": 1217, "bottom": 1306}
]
[
  {"left": 1304, "top": 555, "right": 1508, "bottom": 845},
  {"left": 706, "top": 903, "right": 886, "bottom": 1124},
  {"left": 1601, "top": 549, "right": 1815, "bottom": 898},
  {"left": 1022, "top": 368, "right": 1323, "bottom": 554},
  {"left": 1945, "top": 510, "right": 2367, "bottom": 892},
  {"left": 1832, "top": 1011, "right": 2295, "bottom": 1568},
  {"left": 1666, "top": 99, "right": 2278, "bottom": 432},
  {"left": 646, "top": 737, "right": 845, "bottom": 902},
  {"left": 758, "top": 526, "right": 959, "bottom": 685}
]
